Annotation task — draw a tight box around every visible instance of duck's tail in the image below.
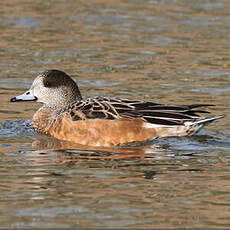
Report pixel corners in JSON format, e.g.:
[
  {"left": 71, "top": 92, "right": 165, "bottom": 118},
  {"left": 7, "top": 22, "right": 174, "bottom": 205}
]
[{"left": 189, "top": 115, "right": 225, "bottom": 126}]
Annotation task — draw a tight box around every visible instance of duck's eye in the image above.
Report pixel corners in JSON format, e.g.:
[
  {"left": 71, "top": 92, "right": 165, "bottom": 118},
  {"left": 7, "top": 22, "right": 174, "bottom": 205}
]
[{"left": 44, "top": 81, "right": 52, "bottom": 87}]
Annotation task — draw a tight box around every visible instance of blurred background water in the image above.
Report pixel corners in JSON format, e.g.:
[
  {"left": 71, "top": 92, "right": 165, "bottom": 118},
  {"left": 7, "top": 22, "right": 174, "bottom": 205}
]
[{"left": 0, "top": 0, "right": 230, "bottom": 228}]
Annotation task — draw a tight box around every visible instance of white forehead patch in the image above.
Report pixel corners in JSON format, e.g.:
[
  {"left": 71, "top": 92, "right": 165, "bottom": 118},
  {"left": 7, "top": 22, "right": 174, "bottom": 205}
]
[{"left": 31, "top": 75, "right": 43, "bottom": 89}]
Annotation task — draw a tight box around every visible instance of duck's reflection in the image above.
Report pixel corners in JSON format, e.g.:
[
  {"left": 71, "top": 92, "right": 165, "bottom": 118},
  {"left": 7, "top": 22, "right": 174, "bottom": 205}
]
[{"left": 26, "top": 136, "right": 171, "bottom": 165}]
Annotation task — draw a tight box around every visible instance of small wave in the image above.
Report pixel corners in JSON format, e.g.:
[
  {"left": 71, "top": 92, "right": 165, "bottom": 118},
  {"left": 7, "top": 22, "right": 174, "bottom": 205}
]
[{"left": 0, "top": 119, "right": 35, "bottom": 138}]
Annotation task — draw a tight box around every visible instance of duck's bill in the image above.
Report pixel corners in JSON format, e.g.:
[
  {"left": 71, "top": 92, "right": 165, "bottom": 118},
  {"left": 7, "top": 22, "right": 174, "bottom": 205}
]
[{"left": 10, "top": 90, "right": 37, "bottom": 102}]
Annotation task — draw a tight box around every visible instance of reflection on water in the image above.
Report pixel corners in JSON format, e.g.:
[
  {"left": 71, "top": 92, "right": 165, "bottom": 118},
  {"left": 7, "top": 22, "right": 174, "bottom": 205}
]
[{"left": 0, "top": 0, "right": 230, "bottom": 228}]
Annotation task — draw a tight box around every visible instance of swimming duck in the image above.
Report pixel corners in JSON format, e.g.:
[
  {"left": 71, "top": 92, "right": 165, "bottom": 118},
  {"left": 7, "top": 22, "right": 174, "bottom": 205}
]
[{"left": 10, "top": 70, "right": 224, "bottom": 146}]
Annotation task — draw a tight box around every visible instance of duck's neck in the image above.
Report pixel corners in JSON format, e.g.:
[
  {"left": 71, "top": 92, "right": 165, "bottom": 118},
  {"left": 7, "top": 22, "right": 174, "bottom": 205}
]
[{"left": 32, "top": 105, "right": 63, "bottom": 133}]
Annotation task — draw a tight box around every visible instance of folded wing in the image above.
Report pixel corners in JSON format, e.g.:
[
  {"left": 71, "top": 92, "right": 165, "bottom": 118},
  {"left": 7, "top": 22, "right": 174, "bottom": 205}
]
[{"left": 68, "top": 96, "right": 215, "bottom": 126}]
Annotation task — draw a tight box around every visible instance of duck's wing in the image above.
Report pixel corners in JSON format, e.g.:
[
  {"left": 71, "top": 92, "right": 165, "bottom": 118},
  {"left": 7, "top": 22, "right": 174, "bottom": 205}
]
[{"left": 68, "top": 96, "right": 214, "bottom": 126}]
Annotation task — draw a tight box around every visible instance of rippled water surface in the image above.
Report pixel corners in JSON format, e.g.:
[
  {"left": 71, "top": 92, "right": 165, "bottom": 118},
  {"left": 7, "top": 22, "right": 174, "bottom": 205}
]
[{"left": 0, "top": 0, "right": 230, "bottom": 228}]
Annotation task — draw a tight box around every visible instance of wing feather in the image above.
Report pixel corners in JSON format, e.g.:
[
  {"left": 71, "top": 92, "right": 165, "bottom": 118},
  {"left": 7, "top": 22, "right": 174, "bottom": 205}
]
[{"left": 66, "top": 96, "right": 214, "bottom": 126}]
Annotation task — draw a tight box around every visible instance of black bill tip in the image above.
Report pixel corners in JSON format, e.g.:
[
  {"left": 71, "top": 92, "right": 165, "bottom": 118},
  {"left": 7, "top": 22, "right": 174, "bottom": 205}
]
[{"left": 10, "top": 97, "right": 20, "bottom": 102}]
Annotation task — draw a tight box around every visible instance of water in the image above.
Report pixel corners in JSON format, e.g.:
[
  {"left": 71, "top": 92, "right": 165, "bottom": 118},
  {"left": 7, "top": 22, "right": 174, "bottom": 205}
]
[{"left": 0, "top": 0, "right": 230, "bottom": 228}]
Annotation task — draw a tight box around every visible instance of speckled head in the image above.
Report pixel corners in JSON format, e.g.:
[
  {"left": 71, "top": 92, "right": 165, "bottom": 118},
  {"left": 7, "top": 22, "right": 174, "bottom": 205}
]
[{"left": 10, "top": 70, "right": 82, "bottom": 107}]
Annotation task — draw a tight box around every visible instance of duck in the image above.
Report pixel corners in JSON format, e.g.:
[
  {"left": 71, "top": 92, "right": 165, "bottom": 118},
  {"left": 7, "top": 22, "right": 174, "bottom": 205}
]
[{"left": 10, "top": 70, "right": 224, "bottom": 147}]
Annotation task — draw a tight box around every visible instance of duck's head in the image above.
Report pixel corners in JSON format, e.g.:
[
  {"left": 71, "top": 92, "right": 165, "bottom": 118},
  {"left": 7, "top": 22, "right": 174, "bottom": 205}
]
[{"left": 10, "top": 70, "right": 82, "bottom": 107}]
